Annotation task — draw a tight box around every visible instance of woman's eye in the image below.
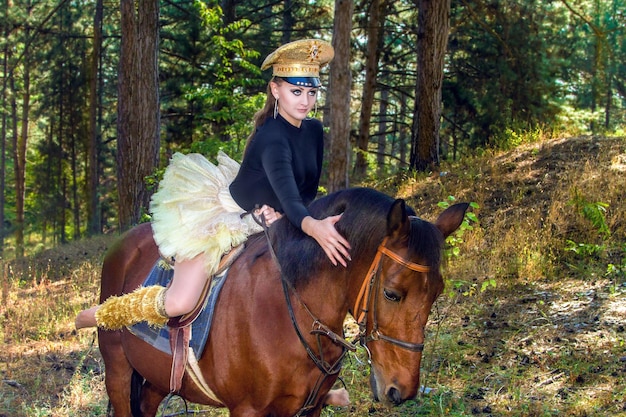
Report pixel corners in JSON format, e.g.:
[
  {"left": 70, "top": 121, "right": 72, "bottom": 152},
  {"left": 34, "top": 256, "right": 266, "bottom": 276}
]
[
  {"left": 383, "top": 289, "right": 402, "bottom": 303},
  {"left": 291, "top": 89, "right": 302, "bottom": 96},
  {"left": 308, "top": 90, "right": 318, "bottom": 96}
]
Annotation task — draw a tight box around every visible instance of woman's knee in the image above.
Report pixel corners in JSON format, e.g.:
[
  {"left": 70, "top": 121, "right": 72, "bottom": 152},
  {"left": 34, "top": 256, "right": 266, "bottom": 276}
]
[{"left": 164, "top": 290, "right": 199, "bottom": 317}]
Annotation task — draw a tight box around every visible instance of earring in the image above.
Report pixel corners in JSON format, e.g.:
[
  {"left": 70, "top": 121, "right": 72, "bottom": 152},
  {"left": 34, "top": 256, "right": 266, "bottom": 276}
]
[{"left": 273, "top": 98, "right": 278, "bottom": 119}]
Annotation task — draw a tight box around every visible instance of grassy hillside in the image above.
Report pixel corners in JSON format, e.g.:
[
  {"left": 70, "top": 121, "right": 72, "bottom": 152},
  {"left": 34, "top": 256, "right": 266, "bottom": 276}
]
[{"left": 1, "top": 135, "right": 624, "bottom": 416}]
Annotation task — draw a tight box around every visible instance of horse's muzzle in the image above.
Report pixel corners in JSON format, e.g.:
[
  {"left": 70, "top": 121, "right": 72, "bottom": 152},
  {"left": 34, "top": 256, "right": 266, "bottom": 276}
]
[{"left": 370, "top": 371, "right": 414, "bottom": 406}]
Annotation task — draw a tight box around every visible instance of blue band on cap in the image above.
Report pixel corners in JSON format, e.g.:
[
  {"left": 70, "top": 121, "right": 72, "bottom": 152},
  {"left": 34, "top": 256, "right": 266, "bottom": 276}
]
[{"left": 280, "top": 76, "right": 321, "bottom": 87}]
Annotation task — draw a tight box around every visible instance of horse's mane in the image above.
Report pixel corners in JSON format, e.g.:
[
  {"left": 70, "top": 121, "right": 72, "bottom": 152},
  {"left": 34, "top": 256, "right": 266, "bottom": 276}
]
[{"left": 268, "top": 187, "right": 443, "bottom": 287}]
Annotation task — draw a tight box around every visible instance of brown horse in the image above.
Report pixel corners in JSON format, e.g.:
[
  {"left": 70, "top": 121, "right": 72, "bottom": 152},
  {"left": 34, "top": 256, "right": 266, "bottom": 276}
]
[{"left": 97, "top": 187, "right": 468, "bottom": 417}]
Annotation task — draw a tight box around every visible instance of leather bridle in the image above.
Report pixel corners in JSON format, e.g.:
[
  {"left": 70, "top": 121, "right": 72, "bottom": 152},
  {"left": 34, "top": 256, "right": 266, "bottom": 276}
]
[
  {"left": 353, "top": 236, "right": 431, "bottom": 355},
  {"left": 255, "top": 213, "right": 431, "bottom": 415}
]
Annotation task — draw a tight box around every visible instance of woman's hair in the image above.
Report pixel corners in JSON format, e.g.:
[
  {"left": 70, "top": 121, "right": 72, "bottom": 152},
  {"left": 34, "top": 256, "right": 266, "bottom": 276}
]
[{"left": 244, "top": 77, "right": 283, "bottom": 153}]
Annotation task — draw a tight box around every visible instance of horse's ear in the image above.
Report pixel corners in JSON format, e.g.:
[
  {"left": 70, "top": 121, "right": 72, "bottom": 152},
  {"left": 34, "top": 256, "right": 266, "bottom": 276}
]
[
  {"left": 387, "top": 199, "right": 410, "bottom": 238},
  {"left": 435, "top": 203, "right": 470, "bottom": 239}
]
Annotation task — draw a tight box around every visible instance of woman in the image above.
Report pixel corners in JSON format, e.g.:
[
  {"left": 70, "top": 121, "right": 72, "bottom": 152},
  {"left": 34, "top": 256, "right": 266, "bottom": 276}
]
[{"left": 75, "top": 39, "right": 351, "bottom": 331}]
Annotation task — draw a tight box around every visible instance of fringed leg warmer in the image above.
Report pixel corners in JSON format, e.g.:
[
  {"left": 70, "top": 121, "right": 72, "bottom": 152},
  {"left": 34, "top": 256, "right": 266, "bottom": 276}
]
[{"left": 95, "top": 285, "right": 168, "bottom": 330}]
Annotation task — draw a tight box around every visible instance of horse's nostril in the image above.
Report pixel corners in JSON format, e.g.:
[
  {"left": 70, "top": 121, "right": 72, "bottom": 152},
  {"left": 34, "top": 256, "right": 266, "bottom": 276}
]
[{"left": 387, "top": 386, "right": 403, "bottom": 406}]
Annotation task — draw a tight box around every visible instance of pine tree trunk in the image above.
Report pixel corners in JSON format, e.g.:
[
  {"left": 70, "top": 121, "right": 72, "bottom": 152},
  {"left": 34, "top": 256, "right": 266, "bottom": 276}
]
[
  {"left": 14, "top": 14, "right": 31, "bottom": 257},
  {"left": 327, "top": 0, "right": 354, "bottom": 192},
  {"left": 376, "top": 87, "right": 388, "bottom": 175},
  {"left": 281, "top": 0, "right": 295, "bottom": 44},
  {"left": 410, "top": 0, "right": 450, "bottom": 172},
  {"left": 354, "top": 0, "right": 383, "bottom": 179},
  {"left": 58, "top": 64, "right": 66, "bottom": 244},
  {"left": 87, "top": 0, "right": 103, "bottom": 236},
  {"left": 0, "top": 0, "right": 8, "bottom": 254},
  {"left": 398, "top": 74, "right": 408, "bottom": 166},
  {"left": 117, "top": 0, "right": 160, "bottom": 231},
  {"left": 9, "top": 68, "right": 18, "bottom": 250}
]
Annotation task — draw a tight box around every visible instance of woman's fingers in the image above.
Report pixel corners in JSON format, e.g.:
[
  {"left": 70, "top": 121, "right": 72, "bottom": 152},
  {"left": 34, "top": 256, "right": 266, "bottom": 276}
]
[
  {"left": 334, "top": 241, "right": 351, "bottom": 263},
  {"left": 254, "top": 205, "right": 281, "bottom": 225},
  {"left": 326, "top": 246, "right": 343, "bottom": 267},
  {"left": 322, "top": 215, "right": 351, "bottom": 266},
  {"left": 300, "top": 215, "right": 351, "bottom": 267}
]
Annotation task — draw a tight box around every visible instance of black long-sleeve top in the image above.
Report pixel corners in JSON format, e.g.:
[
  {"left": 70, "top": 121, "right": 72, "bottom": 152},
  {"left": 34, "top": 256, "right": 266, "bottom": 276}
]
[{"left": 229, "top": 114, "right": 324, "bottom": 229}]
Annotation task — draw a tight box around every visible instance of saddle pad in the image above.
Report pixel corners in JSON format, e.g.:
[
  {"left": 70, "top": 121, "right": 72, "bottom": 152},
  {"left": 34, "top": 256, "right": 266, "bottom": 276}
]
[{"left": 128, "top": 260, "right": 227, "bottom": 358}]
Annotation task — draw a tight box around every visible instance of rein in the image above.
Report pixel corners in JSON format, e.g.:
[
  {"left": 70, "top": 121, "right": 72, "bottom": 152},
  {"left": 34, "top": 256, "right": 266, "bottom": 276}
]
[
  {"left": 353, "top": 235, "right": 431, "bottom": 354},
  {"left": 253, "top": 213, "right": 354, "bottom": 416}
]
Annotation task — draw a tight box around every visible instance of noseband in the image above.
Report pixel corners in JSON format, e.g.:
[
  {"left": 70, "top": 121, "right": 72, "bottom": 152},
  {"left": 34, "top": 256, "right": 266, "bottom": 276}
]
[{"left": 353, "top": 236, "right": 431, "bottom": 354}]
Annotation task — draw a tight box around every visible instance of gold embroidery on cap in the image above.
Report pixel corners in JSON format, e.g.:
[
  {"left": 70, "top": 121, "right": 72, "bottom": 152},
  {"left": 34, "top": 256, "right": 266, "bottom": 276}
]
[
  {"left": 309, "top": 42, "right": 320, "bottom": 62},
  {"left": 260, "top": 39, "right": 334, "bottom": 79}
]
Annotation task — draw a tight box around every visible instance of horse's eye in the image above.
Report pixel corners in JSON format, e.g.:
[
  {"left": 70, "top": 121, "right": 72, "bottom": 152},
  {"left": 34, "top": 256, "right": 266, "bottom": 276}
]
[{"left": 383, "top": 289, "right": 402, "bottom": 303}]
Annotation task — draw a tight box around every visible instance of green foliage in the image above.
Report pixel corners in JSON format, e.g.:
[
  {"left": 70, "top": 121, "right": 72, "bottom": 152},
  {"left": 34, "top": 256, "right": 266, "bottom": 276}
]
[
  {"left": 446, "top": 1, "right": 566, "bottom": 149},
  {"left": 565, "top": 240, "right": 604, "bottom": 257},
  {"left": 606, "top": 243, "right": 626, "bottom": 293},
  {"left": 4, "top": 0, "right": 626, "bottom": 259},
  {"left": 437, "top": 197, "right": 491, "bottom": 297},
  {"left": 188, "top": 92, "right": 266, "bottom": 161},
  {"left": 568, "top": 189, "right": 611, "bottom": 238},
  {"left": 187, "top": 1, "right": 266, "bottom": 159},
  {"left": 564, "top": 189, "right": 620, "bottom": 289},
  {"left": 438, "top": 196, "right": 479, "bottom": 259},
  {"left": 491, "top": 124, "right": 552, "bottom": 151},
  {"left": 555, "top": 106, "right": 605, "bottom": 136}
]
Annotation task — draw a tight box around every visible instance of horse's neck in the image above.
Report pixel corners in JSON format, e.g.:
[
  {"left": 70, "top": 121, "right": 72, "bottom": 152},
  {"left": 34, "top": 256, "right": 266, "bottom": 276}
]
[{"left": 296, "top": 272, "right": 350, "bottom": 327}]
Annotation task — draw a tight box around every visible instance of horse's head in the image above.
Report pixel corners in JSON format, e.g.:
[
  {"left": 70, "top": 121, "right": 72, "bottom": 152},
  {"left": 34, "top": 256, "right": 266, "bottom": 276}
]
[
  {"left": 271, "top": 187, "right": 468, "bottom": 407},
  {"left": 357, "top": 199, "right": 469, "bottom": 406}
]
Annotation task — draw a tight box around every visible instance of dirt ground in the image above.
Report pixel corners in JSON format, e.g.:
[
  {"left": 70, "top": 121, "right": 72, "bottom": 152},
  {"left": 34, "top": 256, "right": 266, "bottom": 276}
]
[{"left": 401, "top": 135, "right": 626, "bottom": 416}]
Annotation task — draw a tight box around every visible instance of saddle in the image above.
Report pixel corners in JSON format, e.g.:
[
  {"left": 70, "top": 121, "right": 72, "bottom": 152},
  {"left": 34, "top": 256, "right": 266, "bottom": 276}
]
[{"left": 167, "top": 244, "right": 245, "bottom": 394}]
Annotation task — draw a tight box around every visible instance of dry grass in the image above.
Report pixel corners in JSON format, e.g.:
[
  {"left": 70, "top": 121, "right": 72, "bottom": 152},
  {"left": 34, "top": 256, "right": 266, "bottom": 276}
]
[
  {"left": 1, "top": 135, "right": 625, "bottom": 416},
  {"left": 388, "top": 135, "right": 626, "bottom": 416},
  {"left": 0, "top": 236, "right": 110, "bottom": 416}
]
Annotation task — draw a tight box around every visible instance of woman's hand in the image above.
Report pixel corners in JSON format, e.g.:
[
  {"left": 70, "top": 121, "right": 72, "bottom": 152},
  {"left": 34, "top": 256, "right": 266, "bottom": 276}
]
[
  {"left": 254, "top": 204, "right": 283, "bottom": 226},
  {"left": 301, "top": 215, "right": 351, "bottom": 267}
]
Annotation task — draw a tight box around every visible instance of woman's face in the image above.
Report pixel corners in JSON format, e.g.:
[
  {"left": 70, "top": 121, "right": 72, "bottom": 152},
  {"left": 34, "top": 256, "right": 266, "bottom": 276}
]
[{"left": 271, "top": 81, "right": 318, "bottom": 127}]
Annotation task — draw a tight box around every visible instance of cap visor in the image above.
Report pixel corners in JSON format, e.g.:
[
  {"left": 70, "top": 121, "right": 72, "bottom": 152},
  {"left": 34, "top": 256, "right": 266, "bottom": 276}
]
[{"left": 281, "top": 77, "right": 321, "bottom": 87}]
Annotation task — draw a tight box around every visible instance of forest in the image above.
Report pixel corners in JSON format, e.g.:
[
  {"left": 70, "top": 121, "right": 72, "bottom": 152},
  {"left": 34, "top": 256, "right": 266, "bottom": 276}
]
[
  {"left": 0, "top": 0, "right": 623, "bottom": 257},
  {"left": 1, "top": 1, "right": 625, "bottom": 416}
]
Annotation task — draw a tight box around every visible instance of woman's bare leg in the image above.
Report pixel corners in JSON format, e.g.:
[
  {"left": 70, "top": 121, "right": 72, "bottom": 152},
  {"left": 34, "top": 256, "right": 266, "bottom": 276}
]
[
  {"left": 75, "top": 255, "right": 208, "bottom": 329},
  {"left": 161, "top": 255, "right": 207, "bottom": 317}
]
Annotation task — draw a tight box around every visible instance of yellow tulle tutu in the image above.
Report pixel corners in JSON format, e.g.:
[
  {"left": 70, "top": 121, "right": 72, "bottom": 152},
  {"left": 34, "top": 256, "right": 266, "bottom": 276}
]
[{"left": 150, "top": 152, "right": 262, "bottom": 275}]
